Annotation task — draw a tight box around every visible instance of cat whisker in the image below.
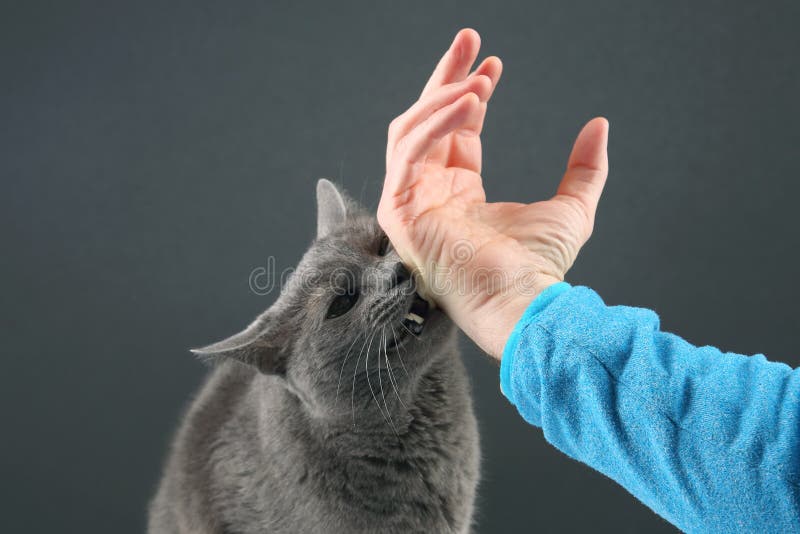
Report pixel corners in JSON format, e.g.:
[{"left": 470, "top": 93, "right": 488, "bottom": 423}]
[
  {"left": 364, "top": 330, "right": 396, "bottom": 434},
  {"left": 351, "top": 330, "right": 373, "bottom": 428},
  {"left": 399, "top": 321, "right": 421, "bottom": 342},
  {"left": 336, "top": 331, "right": 363, "bottom": 402},
  {"left": 378, "top": 329, "right": 400, "bottom": 437},
  {"left": 389, "top": 323, "right": 410, "bottom": 377},
  {"left": 385, "top": 328, "right": 408, "bottom": 411},
  {"left": 389, "top": 323, "right": 408, "bottom": 353},
  {"left": 378, "top": 329, "right": 390, "bottom": 419}
]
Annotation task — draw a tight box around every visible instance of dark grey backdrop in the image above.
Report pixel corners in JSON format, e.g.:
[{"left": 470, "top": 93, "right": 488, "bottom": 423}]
[{"left": 3, "top": 1, "right": 799, "bottom": 532}]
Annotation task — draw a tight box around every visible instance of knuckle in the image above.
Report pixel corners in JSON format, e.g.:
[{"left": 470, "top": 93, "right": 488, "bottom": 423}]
[
  {"left": 388, "top": 118, "right": 402, "bottom": 136},
  {"left": 394, "top": 135, "right": 409, "bottom": 156}
]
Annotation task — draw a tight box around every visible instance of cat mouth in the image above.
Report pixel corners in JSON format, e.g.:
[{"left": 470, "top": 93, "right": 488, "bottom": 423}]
[{"left": 401, "top": 293, "right": 430, "bottom": 337}]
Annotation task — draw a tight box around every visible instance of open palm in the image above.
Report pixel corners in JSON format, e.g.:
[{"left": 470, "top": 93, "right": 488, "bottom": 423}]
[{"left": 378, "top": 29, "right": 609, "bottom": 357}]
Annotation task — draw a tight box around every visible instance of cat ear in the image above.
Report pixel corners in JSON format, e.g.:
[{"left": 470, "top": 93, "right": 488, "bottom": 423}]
[
  {"left": 190, "top": 312, "right": 287, "bottom": 375},
  {"left": 316, "top": 178, "right": 347, "bottom": 239}
]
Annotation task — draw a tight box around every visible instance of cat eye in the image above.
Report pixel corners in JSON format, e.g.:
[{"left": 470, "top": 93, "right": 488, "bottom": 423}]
[
  {"left": 326, "top": 291, "right": 359, "bottom": 319},
  {"left": 378, "top": 235, "right": 393, "bottom": 256}
]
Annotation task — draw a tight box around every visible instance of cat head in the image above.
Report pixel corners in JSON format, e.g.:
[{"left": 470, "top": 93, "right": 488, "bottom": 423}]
[{"left": 192, "top": 179, "right": 454, "bottom": 428}]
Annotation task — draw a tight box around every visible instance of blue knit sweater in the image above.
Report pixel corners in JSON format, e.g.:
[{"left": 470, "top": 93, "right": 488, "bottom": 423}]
[{"left": 500, "top": 283, "right": 800, "bottom": 532}]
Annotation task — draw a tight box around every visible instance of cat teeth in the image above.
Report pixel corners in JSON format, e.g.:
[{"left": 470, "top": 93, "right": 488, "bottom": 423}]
[{"left": 404, "top": 312, "right": 425, "bottom": 324}]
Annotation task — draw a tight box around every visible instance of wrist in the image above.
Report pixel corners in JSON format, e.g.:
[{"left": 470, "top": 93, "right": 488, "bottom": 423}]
[{"left": 461, "top": 273, "right": 561, "bottom": 360}]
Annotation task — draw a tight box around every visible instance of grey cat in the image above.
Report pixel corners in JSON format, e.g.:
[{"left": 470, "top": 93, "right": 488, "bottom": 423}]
[{"left": 148, "top": 180, "right": 480, "bottom": 533}]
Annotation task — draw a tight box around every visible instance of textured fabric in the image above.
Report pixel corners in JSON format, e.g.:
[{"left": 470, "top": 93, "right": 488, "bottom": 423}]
[
  {"left": 501, "top": 284, "right": 800, "bottom": 532},
  {"left": 500, "top": 281, "right": 571, "bottom": 399}
]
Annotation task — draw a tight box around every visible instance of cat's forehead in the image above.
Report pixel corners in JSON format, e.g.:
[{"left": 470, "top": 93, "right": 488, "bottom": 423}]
[
  {"left": 320, "top": 215, "right": 379, "bottom": 252},
  {"left": 299, "top": 215, "right": 381, "bottom": 270},
  {"left": 283, "top": 215, "right": 380, "bottom": 305}
]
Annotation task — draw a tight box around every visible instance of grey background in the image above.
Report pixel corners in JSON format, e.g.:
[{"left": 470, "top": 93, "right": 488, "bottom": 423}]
[{"left": 3, "top": 1, "right": 799, "bottom": 532}]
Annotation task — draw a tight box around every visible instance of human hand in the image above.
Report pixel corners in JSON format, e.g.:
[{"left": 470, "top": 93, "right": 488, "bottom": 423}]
[{"left": 378, "top": 28, "right": 609, "bottom": 359}]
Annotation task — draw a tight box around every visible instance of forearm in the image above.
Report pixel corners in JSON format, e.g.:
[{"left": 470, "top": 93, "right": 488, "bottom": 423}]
[{"left": 501, "top": 284, "right": 800, "bottom": 532}]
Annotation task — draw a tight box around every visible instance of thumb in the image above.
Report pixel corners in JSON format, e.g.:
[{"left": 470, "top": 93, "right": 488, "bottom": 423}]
[{"left": 557, "top": 117, "right": 610, "bottom": 221}]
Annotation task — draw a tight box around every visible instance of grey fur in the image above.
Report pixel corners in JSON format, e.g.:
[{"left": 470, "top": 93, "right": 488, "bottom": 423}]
[{"left": 148, "top": 180, "right": 480, "bottom": 533}]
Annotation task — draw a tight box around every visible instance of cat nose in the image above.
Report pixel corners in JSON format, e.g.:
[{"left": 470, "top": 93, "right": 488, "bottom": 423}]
[{"left": 390, "top": 262, "right": 410, "bottom": 288}]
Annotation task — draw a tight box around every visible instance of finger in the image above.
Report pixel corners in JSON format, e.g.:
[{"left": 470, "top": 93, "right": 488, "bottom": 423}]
[
  {"left": 469, "top": 56, "right": 503, "bottom": 101},
  {"left": 557, "top": 117, "right": 610, "bottom": 219},
  {"left": 386, "top": 56, "right": 503, "bottom": 172},
  {"left": 389, "top": 58, "right": 502, "bottom": 162},
  {"left": 381, "top": 93, "right": 480, "bottom": 198},
  {"left": 420, "top": 28, "right": 482, "bottom": 97},
  {"left": 400, "top": 92, "right": 482, "bottom": 164},
  {"left": 387, "top": 75, "right": 493, "bottom": 163}
]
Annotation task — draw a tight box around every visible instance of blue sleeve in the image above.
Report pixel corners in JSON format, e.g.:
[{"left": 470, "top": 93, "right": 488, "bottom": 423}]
[{"left": 500, "top": 283, "right": 800, "bottom": 532}]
